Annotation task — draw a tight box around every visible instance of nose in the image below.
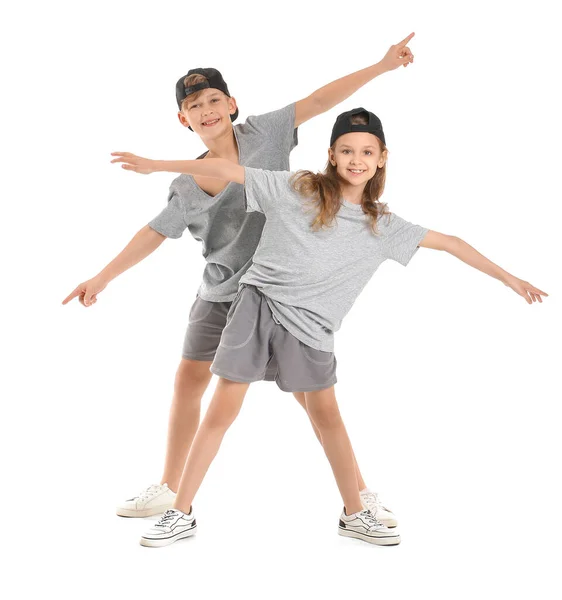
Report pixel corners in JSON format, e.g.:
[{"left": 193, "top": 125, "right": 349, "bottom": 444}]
[{"left": 202, "top": 105, "right": 214, "bottom": 118}]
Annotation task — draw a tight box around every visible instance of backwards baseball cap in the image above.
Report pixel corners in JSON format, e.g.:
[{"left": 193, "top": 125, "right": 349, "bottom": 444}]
[
  {"left": 330, "top": 107, "right": 385, "bottom": 147},
  {"left": 175, "top": 68, "right": 239, "bottom": 131}
]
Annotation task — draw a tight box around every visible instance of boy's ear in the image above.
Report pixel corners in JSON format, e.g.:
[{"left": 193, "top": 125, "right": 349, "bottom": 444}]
[
  {"left": 228, "top": 95, "right": 238, "bottom": 116},
  {"left": 177, "top": 111, "right": 191, "bottom": 129}
]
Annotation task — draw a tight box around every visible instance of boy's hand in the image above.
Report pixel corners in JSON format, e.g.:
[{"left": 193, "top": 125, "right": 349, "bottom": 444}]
[
  {"left": 111, "top": 152, "right": 159, "bottom": 174},
  {"left": 380, "top": 33, "right": 415, "bottom": 72},
  {"left": 62, "top": 276, "right": 108, "bottom": 307},
  {"left": 503, "top": 275, "right": 548, "bottom": 304}
]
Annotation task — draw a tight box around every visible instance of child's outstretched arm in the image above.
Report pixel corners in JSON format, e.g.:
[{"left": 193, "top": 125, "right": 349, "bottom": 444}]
[
  {"left": 62, "top": 225, "right": 166, "bottom": 307},
  {"left": 294, "top": 33, "right": 415, "bottom": 127},
  {"left": 110, "top": 153, "right": 245, "bottom": 182},
  {"left": 419, "top": 231, "right": 548, "bottom": 305}
]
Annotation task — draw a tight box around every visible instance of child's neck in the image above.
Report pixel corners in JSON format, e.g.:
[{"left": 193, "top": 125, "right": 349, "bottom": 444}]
[
  {"left": 341, "top": 182, "right": 367, "bottom": 205},
  {"left": 203, "top": 128, "right": 239, "bottom": 163}
]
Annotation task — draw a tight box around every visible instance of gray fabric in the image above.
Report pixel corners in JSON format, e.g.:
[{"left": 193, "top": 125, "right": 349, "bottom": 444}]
[
  {"left": 148, "top": 104, "right": 298, "bottom": 302},
  {"left": 210, "top": 285, "right": 337, "bottom": 392},
  {"left": 182, "top": 295, "right": 278, "bottom": 380},
  {"left": 240, "top": 168, "right": 429, "bottom": 352}
]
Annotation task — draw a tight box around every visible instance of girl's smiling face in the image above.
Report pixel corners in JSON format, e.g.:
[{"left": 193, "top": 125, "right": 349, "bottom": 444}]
[{"left": 329, "top": 132, "right": 387, "bottom": 188}]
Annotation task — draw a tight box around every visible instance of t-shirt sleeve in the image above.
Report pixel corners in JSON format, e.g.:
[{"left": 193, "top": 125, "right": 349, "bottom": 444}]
[
  {"left": 148, "top": 183, "right": 188, "bottom": 239},
  {"left": 244, "top": 167, "right": 293, "bottom": 214},
  {"left": 244, "top": 103, "right": 298, "bottom": 154},
  {"left": 379, "top": 213, "right": 429, "bottom": 266}
]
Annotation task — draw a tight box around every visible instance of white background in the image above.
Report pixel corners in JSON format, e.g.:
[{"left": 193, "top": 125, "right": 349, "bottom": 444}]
[{"left": 2, "top": 0, "right": 561, "bottom": 598}]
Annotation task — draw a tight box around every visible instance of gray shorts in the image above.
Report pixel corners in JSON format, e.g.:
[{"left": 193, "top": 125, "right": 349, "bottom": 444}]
[
  {"left": 210, "top": 284, "right": 337, "bottom": 393},
  {"left": 182, "top": 295, "right": 278, "bottom": 381}
]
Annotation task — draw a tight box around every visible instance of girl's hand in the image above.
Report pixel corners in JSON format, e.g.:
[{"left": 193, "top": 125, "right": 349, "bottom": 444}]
[
  {"left": 503, "top": 275, "right": 548, "bottom": 304},
  {"left": 110, "top": 152, "right": 159, "bottom": 174},
  {"left": 380, "top": 33, "right": 415, "bottom": 72},
  {"left": 62, "top": 276, "right": 108, "bottom": 307}
]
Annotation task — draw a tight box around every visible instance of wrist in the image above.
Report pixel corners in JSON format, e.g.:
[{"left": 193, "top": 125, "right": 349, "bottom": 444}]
[
  {"left": 499, "top": 271, "right": 514, "bottom": 285},
  {"left": 152, "top": 160, "right": 165, "bottom": 172},
  {"left": 96, "top": 271, "right": 112, "bottom": 286},
  {"left": 372, "top": 61, "right": 388, "bottom": 76}
]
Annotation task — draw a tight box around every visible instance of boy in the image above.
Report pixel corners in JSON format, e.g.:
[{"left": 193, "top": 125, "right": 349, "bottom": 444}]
[{"left": 63, "top": 34, "right": 415, "bottom": 526}]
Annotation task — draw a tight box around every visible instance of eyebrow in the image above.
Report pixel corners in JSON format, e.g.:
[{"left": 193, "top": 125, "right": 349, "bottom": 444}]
[
  {"left": 189, "top": 92, "right": 222, "bottom": 105},
  {"left": 339, "top": 145, "right": 377, "bottom": 150}
]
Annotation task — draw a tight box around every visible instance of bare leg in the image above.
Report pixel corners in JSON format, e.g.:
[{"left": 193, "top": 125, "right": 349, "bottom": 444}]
[
  {"left": 292, "top": 392, "right": 367, "bottom": 492},
  {"left": 304, "top": 387, "right": 363, "bottom": 515},
  {"left": 174, "top": 378, "right": 249, "bottom": 513},
  {"left": 160, "top": 358, "right": 214, "bottom": 492}
]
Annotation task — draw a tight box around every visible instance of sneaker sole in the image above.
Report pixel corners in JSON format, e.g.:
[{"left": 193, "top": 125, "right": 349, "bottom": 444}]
[
  {"left": 140, "top": 526, "right": 198, "bottom": 547},
  {"left": 116, "top": 505, "right": 174, "bottom": 518},
  {"left": 338, "top": 527, "right": 401, "bottom": 546}
]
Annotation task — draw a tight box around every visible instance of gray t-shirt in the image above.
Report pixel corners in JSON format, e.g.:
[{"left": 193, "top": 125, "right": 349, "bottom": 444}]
[
  {"left": 240, "top": 168, "right": 429, "bottom": 352},
  {"left": 149, "top": 104, "right": 298, "bottom": 302}
]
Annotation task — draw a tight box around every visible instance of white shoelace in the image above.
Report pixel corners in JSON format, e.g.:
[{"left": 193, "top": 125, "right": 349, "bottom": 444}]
[
  {"left": 136, "top": 484, "right": 164, "bottom": 502},
  {"left": 362, "top": 491, "right": 384, "bottom": 512},
  {"left": 155, "top": 509, "right": 178, "bottom": 528},
  {"left": 360, "top": 509, "right": 384, "bottom": 529}
]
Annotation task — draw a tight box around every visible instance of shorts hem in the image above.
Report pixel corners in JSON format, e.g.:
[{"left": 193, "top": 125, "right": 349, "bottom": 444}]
[
  {"left": 182, "top": 353, "right": 216, "bottom": 362},
  {"left": 275, "top": 377, "right": 338, "bottom": 393},
  {"left": 209, "top": 366, "right": 267, "bottom": 384}
]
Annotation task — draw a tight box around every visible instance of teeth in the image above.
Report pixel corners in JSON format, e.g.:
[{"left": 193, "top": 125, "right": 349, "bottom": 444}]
[
  {"left": 349, "top": 169, "right": 364, "bottom": 173},
  {"left": 203, "top": 119, "right": 219, "bottom": 125}
]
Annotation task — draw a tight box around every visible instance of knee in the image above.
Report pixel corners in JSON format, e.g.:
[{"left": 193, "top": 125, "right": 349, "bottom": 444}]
[
  {"left": 203, "top": 379, "right": 246, "bottom": 430},
  {"left": 307, "top": 403, "right": 342, "bottom": 431},
  {"left": 174, "top": 359, "right": 211, "bottom": 391}
]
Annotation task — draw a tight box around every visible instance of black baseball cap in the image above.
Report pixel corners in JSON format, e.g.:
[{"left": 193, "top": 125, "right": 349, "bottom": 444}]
[
  {"left": 175, "top": 68, "right": 239, "bottom": 130},
  {"left": 330, "top": 107, "right": 385, "bottom": 147}
]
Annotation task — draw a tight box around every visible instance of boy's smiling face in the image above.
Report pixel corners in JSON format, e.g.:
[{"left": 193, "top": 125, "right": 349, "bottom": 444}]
[
  {"left": 178, "top": 88, "right": 238, "bottom": 139},
  {"left": 329, "top": 132, "right": 387, "bottom": 188}
]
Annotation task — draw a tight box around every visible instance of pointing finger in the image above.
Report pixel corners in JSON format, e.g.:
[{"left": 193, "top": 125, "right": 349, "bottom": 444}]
[
  {"left": 398, "top": 32, "right": 415, "bottom": 47},
  {"left": 62, "top": 287, "right": 81, "bottom": 305}
]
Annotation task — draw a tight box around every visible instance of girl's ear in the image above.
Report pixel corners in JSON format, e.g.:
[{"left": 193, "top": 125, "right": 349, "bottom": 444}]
[
  {"left": 328, "top": 148, "right": 336, "bottom": 166},
  {"left": 378, "top": 149, "right": 388, "bottom": 168},
  {"left": 177, "top": 111, "right": 191, "bottom": 129}
]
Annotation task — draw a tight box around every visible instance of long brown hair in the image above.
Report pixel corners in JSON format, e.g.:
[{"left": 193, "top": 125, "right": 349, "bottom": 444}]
[{"left": 290, "top": 113, "right": 390, "bottom": 233}]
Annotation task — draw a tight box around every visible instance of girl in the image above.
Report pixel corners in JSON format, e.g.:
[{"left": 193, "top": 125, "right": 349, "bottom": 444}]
[{"left": 111, "top": 108, "right": 547, "bottom": 547}]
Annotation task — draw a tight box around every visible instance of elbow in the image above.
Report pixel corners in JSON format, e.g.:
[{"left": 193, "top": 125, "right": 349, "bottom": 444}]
[
  {"left": 444, "top": 235, "right": 462, "bottom": 253},
  {"left": 308, "top": 94, "right": 327, "bottom": 115}
]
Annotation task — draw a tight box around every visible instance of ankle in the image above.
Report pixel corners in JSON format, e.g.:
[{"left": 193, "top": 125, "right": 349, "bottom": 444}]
[
  {"left": 344, "top": 502, "right": 363, "bottom": 516},
  {"left": 174, "top": 504, "right": 192, "bottom": 516},
  {"left": 160, "top": 479, "right": 179, "bottom": 494}
]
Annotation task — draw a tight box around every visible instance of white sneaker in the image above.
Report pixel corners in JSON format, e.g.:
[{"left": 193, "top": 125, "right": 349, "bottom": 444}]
[
  {"left": 338, "top": 508, "right": 400, "bottom": 546},
  {"left": 360, "top": 489, "right": 398, "bottom": 528},
  {"left": 140, "top": 508, "right": 197, "bottom": 547},
  {"left": 116, "top": 483, "right": 176, "bottom": 518}
]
